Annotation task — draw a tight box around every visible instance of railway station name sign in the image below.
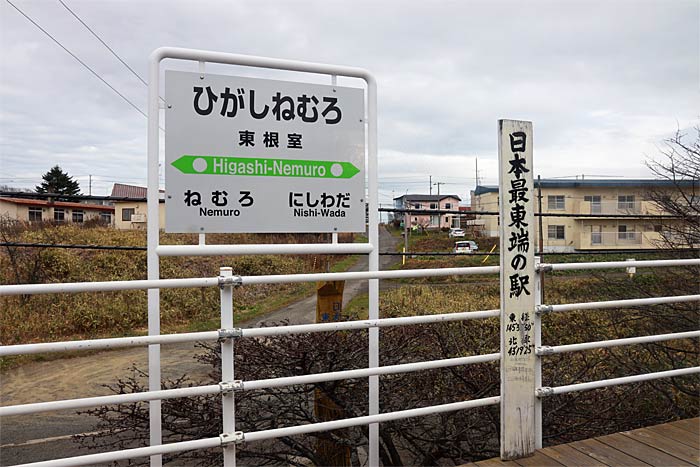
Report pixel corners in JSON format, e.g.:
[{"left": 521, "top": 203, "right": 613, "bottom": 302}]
[{"left": 164, "top": 71, "right": 366, "bottom": 233}]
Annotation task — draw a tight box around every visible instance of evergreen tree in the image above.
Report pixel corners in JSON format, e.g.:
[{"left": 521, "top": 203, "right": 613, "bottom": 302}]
[{"left": 35, "top": 166, "right": 81, "bottom": 196}]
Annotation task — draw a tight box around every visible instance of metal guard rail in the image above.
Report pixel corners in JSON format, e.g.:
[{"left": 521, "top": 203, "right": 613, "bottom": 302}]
[{"left": 2, "top": 257, "right": 699, "bottom": 466}]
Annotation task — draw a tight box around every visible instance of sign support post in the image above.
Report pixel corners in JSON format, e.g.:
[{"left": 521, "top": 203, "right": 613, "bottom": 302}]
[{"left": 498, "top": 119, "right": 536, "bottom": 460}]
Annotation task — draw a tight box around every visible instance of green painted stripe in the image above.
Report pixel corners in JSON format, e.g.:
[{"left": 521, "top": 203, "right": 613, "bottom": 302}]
[{"left": 172, "top": 155, "right": 361, "bottom": 179}]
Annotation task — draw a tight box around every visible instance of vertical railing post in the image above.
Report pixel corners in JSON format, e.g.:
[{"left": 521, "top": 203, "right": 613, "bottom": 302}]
[
  {"left": 219, "top": 267, "right": 236, "bottom": 466},
  {"left": 147, "top": 49, "right": 163, "bottom": 467},
  {"left": 534, "top": 256, "right": 543, "bottom": 449},
  {"left": 366, "top": 74, "right": 380, "bottom": 467}
]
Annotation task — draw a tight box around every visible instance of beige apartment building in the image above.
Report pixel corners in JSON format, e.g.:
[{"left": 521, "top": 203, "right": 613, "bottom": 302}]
[{"left": 471, "top": 179, "right": 693, "bottom": 252}]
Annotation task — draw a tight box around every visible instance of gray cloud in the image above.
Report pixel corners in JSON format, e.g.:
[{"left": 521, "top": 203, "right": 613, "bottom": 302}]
[{"left": 1, "top": 0, "right": 697, "bottom": 203}]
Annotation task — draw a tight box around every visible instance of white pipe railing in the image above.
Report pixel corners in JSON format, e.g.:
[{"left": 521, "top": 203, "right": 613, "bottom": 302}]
[
  {"left": 542, "top": 258, "right": 700, "bottom": 272},
  {"left": 0, "top": 310, "right": 498, "bottom": 358},
  {"left": 156, "top": 242, "right": 374, "bottom": 257},
  {"left": 0, "top": 265, "right": 499, "bottom": 297},
  {"left": 14, "top": 397, "right": 501, "bottom": 467},
  {"left": 0, "top": 331, "right": 221, "bottom": 357},
  {"left": 241, "top": 353, "right": 500, "bottom": 391},
  {"left": 0, "top": 385, "right": 222, "bottom": 417},
  {"left": 3, "top": 255, "right": 699, "bottom": 466},
  {"left": 0, "top": 354, "right": 499, "bottom": 416},
  {"left": 0, "top": 277, "right": 220, "bottom": 296},
  {"left": 240, "top": 309, "right": 500, "bottom": 338},
  {"left": 239, "top": 265, "right": 500, "bottom": 285},
  {"left": 537, "top": 330, "right": 700, "bottom": 355},
  {"left": 13, "top": 437, "right": 223, "bottom": 467},
  {"left": 537, "top": 367, "right": 700, "bottom": 397},
  {"left": 537, "top": 294, "right": 700, "bottom": 314},
  {"left": 242, "top": 396, "right": 501, "bottom": 442}
]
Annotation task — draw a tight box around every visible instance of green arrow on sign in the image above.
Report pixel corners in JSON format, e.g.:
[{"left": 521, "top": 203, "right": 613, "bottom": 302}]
[{"left": 172, "top": 155, "right": 361, "bottom": 179}]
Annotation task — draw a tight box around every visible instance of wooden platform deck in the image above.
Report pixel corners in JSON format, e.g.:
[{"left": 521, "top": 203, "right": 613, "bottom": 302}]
[{"left": 462, "top": 418, "right": 699, "bottom": 467}]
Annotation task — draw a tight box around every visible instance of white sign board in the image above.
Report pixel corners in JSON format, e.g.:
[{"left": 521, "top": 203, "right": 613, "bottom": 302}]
[
  {"left": 498, "top": 119, "right": 536, "bottom": 459},
  {"left": 164, "top": 71, "right": 366, "bottom": 233}
]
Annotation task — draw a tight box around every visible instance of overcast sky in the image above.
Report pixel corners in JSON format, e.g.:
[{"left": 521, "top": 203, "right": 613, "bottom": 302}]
[{"left": 1, "top": 0, "right": 698, "bottom": 205}]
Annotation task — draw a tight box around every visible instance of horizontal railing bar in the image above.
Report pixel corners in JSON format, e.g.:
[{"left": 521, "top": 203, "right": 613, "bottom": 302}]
[
  {"left": 539, "top": 294, "right": 700, "bottom": 314},
  {"left": 0, "top": 277, "right": 220, "bottom": 296},
  {"left": 542, "top": 258, "right": 700, "bottom": 272},
  {"left": 538, "top": 367, "right": 700, "bottom": 397},
  {"left": 156, "top": 242, "right": 374, "bottom": 257},
  {"left": 242, "top": 353, "right": 500, "bottom": 391},
  {"left": 0, "top": 384, "right": 222, "bottom": 417},
  {"left": 13, "top": 397, "right": 501, "bottom": 466},
  {"left": 537, "top": 330, "right": 700, "bottom": 355},
  {"left": 13, "top": 436, "right": 222, "bottom": 467},
  {"left": 240, "top": 265, "right": 500, "bottom": 285},
  {"left": 0, "top": 331, "right": 221, "bottom": 357},
  {"left": 0, "top": 265, "right": 499, "bottom": 298},
  {"left": 1, "top": 310, "right": 498, "bottom": 358},
  {"left": 242, "top": 396, "right": 501, "bottom": 442},
  {"left": 0, "top": 353, "right": 501, "bottom": 416},
  {"left": 241, "top": 309, "right": 500, "bottom": 338}
]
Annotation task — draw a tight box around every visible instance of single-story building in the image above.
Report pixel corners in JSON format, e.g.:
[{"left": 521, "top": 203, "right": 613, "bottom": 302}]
[
  {"left": 0, "top": 197, "right": 114, "bottom": 224},
  {"left": 111, "top": 183, "right": 165, "bottom": 230}
]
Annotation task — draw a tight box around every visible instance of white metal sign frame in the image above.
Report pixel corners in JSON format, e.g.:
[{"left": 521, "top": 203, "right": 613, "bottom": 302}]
[{"left": 147, "top": 47, "right": 379, "bottom": 467}]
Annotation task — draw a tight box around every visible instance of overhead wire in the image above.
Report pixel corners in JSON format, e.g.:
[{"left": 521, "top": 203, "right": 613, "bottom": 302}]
[
  {"left": 55, "top": 0, "right": 166, "bottom": 103},
  {"left": 5, "top": 0, "right": 147, "bottom": 118},
  {"left": 5, "top": 0, "right": 164, "bottom": 132}
]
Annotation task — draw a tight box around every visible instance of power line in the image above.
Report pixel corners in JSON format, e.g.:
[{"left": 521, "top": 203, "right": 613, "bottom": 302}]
[
  {"left": 5, "top": 0, "right": 149, "bottom": 119},
  {"left": 56, "top": 0, "right": 165, "bottom": 104},
  {"left": 57, "top": 0, "right": 147, "bottom": 87}
]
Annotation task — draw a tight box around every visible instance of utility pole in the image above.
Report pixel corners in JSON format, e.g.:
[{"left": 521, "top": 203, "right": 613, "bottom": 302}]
[
  {"left": 433, "top": 182, "right": 445, "bottom": 196},
  {"left": 429, "top": 175, "right": 432, "bottom": 195},
  {"left": 88, "top": 175, "right": 92, "bottom": 196},
  {"left": 475, "top": 158, "right": 479, "bottom": 186}
]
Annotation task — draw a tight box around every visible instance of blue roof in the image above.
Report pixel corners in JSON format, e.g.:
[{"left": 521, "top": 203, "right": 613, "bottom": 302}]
[{"left": 473, "top": 179, "right": 696, "bottom": 196}]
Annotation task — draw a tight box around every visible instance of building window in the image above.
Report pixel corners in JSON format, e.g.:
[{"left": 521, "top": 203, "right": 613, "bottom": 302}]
[
  {"left": 100, "top": 212, "right": 112, "bottom": 224},
  {"left": 445, "top": 202, "right": 452, "bottom": 209},
  {"left": 584, "top": 195, "right": 601, "bottom": 213},
  {"left": 430, "top": 215, "right": 439, "bottom": 226},
  {"left": 429, "top": 202, "right": 438, "bottom": 209},
  {"left": 54, "top": 208, "right": 65, "bottom": 222},
  {"left": 72, "top": 210, "right": 84, "bottom": 223},
  {"left": 547, "top": 195, "right": 565, "bottom": 210},
  {"left": 548, "top": 225, "right": 565, "bottom": 240},
  {"left": 618, "top": 195, "right": 635, "bottom": 210},
  {"left": 413, "top": 203, "right": 420, "bottom": 209},
  {"left": 28, "top": 207, "right": 42, "bottom": 222},
  {"left": 122, "top": 208, "right": 135, "bottom": 221},
  {"left": 618, "top": 225, "right": 635, "bottom": 240}
]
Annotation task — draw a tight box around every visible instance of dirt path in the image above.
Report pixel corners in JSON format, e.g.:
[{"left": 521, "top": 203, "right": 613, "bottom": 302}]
[{"left": 0, "top": 226, "right": 400, "bottom": 465}]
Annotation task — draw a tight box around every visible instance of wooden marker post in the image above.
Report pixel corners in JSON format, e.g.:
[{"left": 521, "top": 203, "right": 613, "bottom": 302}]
[
  {"left": 498, "top": 120, "right": 537, "bottom": 460},
  {"left": 314, "top": 280, "right": 351, "bottom": 466}
]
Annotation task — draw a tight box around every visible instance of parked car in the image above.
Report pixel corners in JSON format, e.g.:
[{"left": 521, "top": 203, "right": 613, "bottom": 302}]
[
  {"left": 448, "top": 228, "right": 466, "bottom": 238},
  {"left": 453, "top": 240, "right": 479, "bottom": 254}
]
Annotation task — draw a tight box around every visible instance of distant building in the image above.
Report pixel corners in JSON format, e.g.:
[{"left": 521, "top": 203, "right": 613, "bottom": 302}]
[
  {"left": 471, "top": 179, "right": 696, "bottom": 251},
  {"left": 392, "top": 194, "right": 461, "bottom": 229},
  {"left": 110, "top": 184, "right": 165, "bottom": 230},
  {"left": 0, "top": 197, "right": 114, "bottom": 225}
]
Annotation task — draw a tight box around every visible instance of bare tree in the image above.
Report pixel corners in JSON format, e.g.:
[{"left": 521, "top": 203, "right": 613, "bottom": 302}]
[{"left": 645, "top": 126, "right": 700, "bottom": 249}]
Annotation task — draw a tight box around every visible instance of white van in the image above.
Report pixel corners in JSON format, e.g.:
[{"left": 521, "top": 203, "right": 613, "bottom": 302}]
[{"left": 453, "top": 240, "right": 479, "bottom": 254}]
